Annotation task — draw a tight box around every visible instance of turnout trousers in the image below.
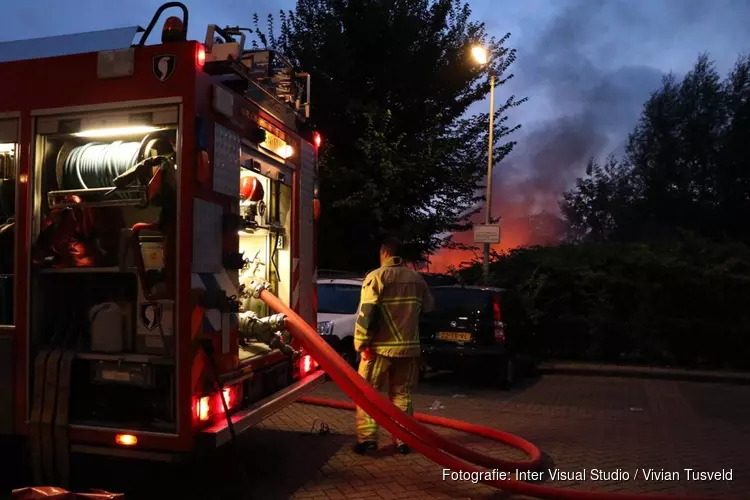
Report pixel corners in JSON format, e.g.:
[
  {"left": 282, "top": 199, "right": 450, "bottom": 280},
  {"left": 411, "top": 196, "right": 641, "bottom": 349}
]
[{"left": 355, "top": 354, "right": 419, "bottom": 445}]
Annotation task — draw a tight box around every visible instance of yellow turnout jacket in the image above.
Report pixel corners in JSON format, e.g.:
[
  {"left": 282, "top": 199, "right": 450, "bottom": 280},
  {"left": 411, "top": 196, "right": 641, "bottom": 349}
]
[{"left": 354, "top": 257, "right": 434, "bottom": 357}]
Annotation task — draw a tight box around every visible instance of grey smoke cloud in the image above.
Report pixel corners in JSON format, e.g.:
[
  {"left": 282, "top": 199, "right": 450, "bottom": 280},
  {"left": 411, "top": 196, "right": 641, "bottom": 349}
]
[{"left": 491, "top": 0, "right": 750, "bottom": 219}]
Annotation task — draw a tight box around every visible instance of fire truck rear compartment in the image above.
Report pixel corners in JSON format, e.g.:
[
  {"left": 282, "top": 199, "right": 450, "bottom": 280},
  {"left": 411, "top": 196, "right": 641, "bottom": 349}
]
[
  {"left": 29, "top": 106, "right": 180, "bottom": 432},
  {"left": 32, "top": 271, "right": 177, "bottom": 432}
]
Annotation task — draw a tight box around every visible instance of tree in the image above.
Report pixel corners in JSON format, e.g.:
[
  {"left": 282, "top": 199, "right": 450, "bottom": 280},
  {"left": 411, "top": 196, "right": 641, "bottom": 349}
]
[
  {"left": 560, "top": 155, "right": 637, "bottom": 242},
  {"left": 253, "top": 0, "right": 525, "bottom": 270},
  {"left": 561, "top": 53, "right": 750, "bottom": 244}
]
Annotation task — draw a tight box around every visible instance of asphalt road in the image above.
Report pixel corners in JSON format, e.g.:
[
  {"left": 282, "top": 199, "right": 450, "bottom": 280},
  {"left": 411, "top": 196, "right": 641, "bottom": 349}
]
[{"left": 17, "top": 372, "right": 750, "bottom": 499}]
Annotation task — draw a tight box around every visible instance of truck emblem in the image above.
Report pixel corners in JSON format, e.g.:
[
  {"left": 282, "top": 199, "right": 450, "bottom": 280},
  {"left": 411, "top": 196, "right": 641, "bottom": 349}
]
[
  {"left": 140, "top": 302, "right": 163, "bottom": 331},
  {"left": 153, "top": 54, "right": 176, "bottom": 82},
  {"left": 450, "top": 321, "right": 457, "bottom": 328}
]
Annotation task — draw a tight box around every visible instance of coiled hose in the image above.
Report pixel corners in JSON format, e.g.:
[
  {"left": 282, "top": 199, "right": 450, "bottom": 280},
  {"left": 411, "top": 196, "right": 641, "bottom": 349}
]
[
  {"left": 256, "top": 288, "right": 724, "bottom": 500},
  {"left": 63, "top": 141, "right": 141, "bottom": 190}
]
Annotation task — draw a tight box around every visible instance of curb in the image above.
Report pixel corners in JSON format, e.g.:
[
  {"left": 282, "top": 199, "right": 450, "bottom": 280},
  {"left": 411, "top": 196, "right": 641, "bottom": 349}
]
[{"left": 538, "top": 363, "right": 750, "bottom": 385}]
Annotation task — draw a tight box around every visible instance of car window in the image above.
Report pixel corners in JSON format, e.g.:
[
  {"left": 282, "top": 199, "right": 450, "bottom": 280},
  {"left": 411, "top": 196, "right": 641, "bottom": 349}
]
[
  {"left": 317, "top": 284, "right": 362, "bottom": 314},
  {"left": 429, "top": 288, "right": 491, "bottom": 314}
]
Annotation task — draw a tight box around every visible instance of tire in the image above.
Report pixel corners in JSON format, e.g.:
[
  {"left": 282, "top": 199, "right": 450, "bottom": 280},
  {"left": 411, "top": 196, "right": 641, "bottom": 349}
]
[{"left": 498, "top": 356, "right": 515, "bottom": 390}]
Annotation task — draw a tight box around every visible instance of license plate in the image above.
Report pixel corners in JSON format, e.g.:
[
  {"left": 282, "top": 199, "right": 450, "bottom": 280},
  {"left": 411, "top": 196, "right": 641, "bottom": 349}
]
[{"left": 438, "top": 331, "right": 471, "bottom": 342}]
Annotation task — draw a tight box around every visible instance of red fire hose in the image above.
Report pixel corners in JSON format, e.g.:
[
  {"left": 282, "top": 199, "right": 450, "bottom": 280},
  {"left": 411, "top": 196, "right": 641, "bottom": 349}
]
[{"left": 257, "top": 288, "right": 725, "bottom": 500}]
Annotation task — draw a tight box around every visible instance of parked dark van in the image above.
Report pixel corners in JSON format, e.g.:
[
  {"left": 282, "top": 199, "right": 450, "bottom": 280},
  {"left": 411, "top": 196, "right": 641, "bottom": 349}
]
[{"left": 419, "top": 285, "right": 538, "bottom": 388}]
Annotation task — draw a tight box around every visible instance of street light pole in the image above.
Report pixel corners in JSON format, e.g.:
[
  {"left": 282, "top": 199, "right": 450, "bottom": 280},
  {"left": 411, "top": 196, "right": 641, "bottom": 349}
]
[{"left": 482, "top": 72, "right": 496, "bottom": 286}]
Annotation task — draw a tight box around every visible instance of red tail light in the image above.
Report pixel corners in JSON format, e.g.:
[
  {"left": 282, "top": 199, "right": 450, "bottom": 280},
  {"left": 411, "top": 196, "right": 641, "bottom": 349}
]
[
  {"left": 221, "top": 386, "right": 236, "bottom": 411},
  {"left": 313, "top": 131, "right": 322, "bottom": 148},
  {"left": 194, "top": 387, "right": 238, "bottom": 425},
  {"left": 492, "top": 295, "right": 505, "bottom": 344},
  {"left": 299, "top": 354, "right": 318, "bottom": 377},
  {"left": 195, "top": 396, "right": 211, "bottom": 422}
]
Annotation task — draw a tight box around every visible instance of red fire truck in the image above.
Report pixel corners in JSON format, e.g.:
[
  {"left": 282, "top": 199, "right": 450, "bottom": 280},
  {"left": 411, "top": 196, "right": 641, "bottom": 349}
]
[{"left": 0, "top": 2, "right": 325, "bottom": 486}]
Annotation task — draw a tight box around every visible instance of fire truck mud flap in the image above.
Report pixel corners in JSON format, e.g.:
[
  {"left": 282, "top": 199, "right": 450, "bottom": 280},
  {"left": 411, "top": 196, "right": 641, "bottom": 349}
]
[{"left": 198, "top": 369, "right": 327, "bottom": 449}]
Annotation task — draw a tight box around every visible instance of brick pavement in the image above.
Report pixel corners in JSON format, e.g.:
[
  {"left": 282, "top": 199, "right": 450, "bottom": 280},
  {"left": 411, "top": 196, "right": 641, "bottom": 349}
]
[
  {"left": 250, "top": 374, "right": 750, "bottom": 500},
  {"left": 65, "top": 373, "right": 750, "bottom": 499}
]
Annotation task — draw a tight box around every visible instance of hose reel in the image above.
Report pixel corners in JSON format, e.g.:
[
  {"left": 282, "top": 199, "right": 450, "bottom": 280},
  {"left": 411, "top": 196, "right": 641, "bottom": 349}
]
[{"left": 55, "top": 131, "right": 175, "bottom": 195}]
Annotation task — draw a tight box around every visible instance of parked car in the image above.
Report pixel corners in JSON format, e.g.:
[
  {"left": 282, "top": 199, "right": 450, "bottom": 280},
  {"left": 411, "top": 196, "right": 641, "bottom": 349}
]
[
  {"left": 419, "top": 285, "right": 538, "bottom": 389},
  {"left": 316, "top": 277, "right": 363, "bottom": 366}
]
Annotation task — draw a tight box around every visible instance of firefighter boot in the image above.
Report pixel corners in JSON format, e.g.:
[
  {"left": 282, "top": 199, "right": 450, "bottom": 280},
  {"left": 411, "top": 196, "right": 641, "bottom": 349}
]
[{"left": 353, "top": 440, "right": 377, "bottom": 456}]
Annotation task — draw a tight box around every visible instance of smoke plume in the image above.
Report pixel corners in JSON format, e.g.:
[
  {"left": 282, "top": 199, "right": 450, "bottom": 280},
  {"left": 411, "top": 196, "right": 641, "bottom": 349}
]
[{"left": 428, "top": 0, "right": 750, "bottom": 272}]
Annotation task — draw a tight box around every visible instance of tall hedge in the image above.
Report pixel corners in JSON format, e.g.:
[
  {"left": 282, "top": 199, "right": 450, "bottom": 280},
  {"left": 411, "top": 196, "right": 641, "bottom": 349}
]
[{"left": 459, "top": 235, "right": 750, "bottom": 370}]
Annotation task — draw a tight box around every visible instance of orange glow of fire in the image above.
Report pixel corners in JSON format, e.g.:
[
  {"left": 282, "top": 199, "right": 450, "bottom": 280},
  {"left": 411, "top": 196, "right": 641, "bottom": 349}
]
[
  {"left": 428, "top": 224, "right": 533, "bottom": 273},
  {"left": 427, "top": 208, "right": 565, "bottom": 274}
]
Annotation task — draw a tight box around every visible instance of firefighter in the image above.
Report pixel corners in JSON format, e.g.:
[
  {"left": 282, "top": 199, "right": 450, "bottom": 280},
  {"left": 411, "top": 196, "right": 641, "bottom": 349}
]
[{"left": 353, "top": 236, "right": 434, "bottom": 455}]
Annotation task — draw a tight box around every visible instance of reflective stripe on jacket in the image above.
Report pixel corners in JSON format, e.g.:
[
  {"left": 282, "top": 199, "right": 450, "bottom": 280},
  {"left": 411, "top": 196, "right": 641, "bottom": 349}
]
[{"left": 354, "top": 256, "right": 435, "bottom": 357}]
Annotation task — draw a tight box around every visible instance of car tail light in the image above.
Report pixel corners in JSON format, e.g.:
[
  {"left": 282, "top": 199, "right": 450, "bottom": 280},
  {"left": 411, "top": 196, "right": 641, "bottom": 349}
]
[
  {"left": 493, "top": 295, "right": 505, "bottom": 344},
  {"left": 115, "top": 434, "right": 138, "bottom": 446}
]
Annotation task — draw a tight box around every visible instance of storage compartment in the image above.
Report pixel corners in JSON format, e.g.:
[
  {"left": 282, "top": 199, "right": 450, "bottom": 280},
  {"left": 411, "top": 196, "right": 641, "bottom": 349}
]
[
  {"left": 30, "top": 106, "right": 178, "bottom": 269},
  {"left": 237, "top": 156, "right": 293, "bottom": 318},
  {"left": 31, "top": 272, "right": 139, "bottom": 356},
  {"left": 69, "top": 357, "right": 176, "bottom": 431},
  {"left": 0, "top": 122, "right": 18, "bottom": 326},
  {"left": 26, "top": 106, "right": 180, "bottom": 428}
]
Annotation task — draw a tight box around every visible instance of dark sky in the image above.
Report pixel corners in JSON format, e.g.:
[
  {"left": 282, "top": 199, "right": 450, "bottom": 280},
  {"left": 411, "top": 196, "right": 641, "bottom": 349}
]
[{"left": 3, "top": 0, "right": 750, "bottom": 218}]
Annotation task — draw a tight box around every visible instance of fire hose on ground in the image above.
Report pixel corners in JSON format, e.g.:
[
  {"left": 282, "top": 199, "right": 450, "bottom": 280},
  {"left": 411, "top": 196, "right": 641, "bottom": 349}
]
[{"left": 253, "top": 285, "right": 725, "bottom": 500}]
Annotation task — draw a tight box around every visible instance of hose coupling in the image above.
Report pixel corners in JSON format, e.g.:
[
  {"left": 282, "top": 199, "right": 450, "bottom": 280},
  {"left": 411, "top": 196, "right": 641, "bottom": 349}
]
[
  {"left": 238, "top": 311, "right": 288, "bottom": 342},
  {"left": 246, "top": 280, "right": 270, "bottom": 299},
  {"left": 265, "top": 313, "right": 287, "bottom": 332}
]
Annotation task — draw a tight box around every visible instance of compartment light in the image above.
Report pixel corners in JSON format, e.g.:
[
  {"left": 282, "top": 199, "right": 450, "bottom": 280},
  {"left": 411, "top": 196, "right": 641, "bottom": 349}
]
[
  {"left": 280, "top": 145, "right": 294, "bottom": 159},
  {"left": 73, "top": 125, "right": 164, "bottom": 138}
]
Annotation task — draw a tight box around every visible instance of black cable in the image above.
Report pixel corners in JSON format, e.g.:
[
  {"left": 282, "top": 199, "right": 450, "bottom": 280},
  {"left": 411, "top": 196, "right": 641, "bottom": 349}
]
[
  {"left": 200, "top": 339, "right": 254, "bottom": 500},
  {"left": 157, "top": 322, "right": 170, "bottom": 358},
  {"left": 307, "top": 419, "right": 337, "bottom": 436}
]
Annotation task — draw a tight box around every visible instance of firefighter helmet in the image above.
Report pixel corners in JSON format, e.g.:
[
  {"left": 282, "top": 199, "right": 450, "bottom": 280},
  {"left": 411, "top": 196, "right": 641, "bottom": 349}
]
[{"left": 240, "top": 175, "right": 264, "bottom": 202}]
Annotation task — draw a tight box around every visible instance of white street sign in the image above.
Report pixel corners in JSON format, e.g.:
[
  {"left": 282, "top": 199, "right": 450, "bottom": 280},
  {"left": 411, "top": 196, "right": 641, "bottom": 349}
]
[{"left": 473, "top": 224, "right": 501, "bottom": 244}]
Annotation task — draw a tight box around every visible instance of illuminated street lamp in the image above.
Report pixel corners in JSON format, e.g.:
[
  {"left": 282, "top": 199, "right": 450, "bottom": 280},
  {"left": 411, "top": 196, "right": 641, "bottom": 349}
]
[
  {"left": 471, "top": 45, "right": 488, "bottom": 65},
  {"left": 472, "top": 45, "right": 496, "bottom": 285}
]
